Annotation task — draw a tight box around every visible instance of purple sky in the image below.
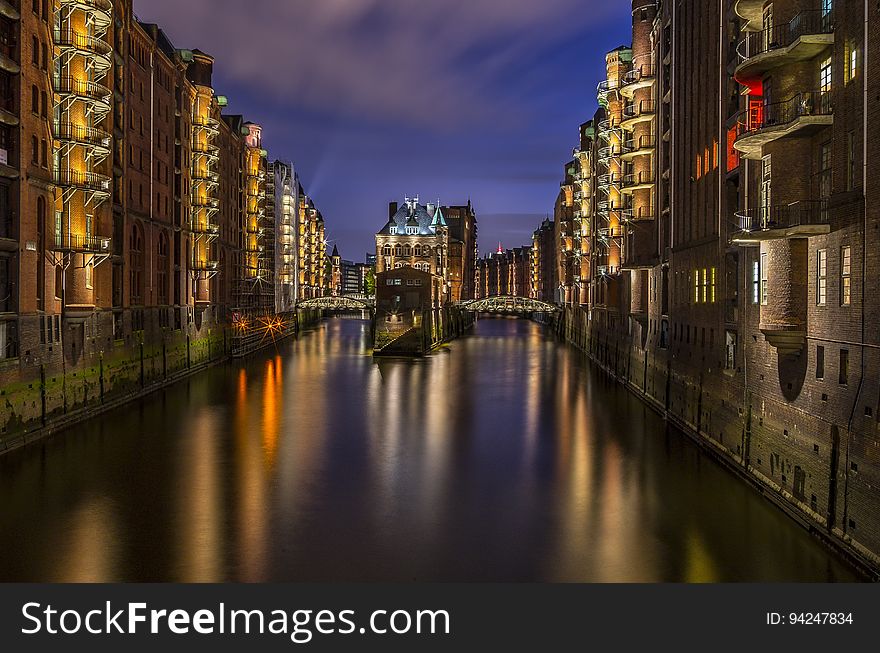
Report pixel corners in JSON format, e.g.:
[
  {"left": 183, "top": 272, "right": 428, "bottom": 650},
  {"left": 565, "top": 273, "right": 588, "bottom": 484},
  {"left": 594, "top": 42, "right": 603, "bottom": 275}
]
[{"left": 137, "top": 0, "right": 631, "bottom": 262}]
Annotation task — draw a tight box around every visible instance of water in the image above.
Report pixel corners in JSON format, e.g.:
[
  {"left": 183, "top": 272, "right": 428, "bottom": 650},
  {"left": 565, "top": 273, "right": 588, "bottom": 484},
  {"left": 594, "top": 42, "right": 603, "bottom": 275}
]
[{"left": 0, "top": 318, "right": 859, "bottom": 581}]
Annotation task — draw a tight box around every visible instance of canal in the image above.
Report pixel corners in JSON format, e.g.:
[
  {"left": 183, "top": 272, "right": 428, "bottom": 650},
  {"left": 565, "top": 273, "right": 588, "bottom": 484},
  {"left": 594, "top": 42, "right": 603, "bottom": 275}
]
[{"left": 0, "top": 318, "right": 860, "bottom": 581}]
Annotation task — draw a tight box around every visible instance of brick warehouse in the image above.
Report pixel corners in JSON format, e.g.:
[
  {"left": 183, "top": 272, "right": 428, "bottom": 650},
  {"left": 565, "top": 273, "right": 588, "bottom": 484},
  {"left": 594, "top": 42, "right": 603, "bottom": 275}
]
[
  {"left": 554, "top": 0, "right": 880, "bottom": 573},
  {"left": 0, "top": 0, "right": 330, "bottom": 439}
]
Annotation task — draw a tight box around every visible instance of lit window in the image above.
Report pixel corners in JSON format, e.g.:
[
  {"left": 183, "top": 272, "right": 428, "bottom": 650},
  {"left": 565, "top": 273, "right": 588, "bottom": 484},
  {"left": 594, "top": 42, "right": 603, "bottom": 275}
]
[
  {"left": 817, "top": 249, "right": 827, "bottom": 305},
  {"left": 760, "top": 253, "right": 768, "bottom": 305},
  {"left": 841, "top": 246, "right": 851, "bottom": 306},
  {"left": 710, "top": 267, "right": 717, "bottom": 303},
  {"left": 694, "top": 269, "right": 701, "bottom": 303},
  {"left": 845, "top": 43, "right": 859, "bottom": 84},
  {"left": 820, "top": 57, "right": 832, "bottom": 94},
  {"left": 752, "top": 261, "right": 760, "bottom": 304},
  {"left": 702, "top": 268, "right": 708, "bottom": 303}
]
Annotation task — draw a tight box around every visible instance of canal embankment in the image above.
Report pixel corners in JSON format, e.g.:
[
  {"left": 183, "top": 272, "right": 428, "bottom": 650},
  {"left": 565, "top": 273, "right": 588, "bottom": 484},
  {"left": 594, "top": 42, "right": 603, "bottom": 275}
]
[
  {"left": 554, "top": 305, "right": 879, "bottom": 580},
  {"left": 0, "top": 309, "right": 323, "bottom": 456}
]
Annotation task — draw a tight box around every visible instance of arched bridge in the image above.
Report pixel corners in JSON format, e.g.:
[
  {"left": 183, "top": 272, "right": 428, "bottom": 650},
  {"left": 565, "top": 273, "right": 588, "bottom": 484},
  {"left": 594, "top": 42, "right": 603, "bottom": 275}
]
[
  {"left": 457, "top": 296, "right": 560, "bottom": 315},
  {"left": 297, "top": 295, "right": 375, "bottom": 311}
]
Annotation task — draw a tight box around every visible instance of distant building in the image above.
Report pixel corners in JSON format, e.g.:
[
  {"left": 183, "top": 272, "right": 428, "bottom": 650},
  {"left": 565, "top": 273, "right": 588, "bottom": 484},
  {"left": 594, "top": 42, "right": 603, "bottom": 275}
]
[
  {"left": 376, "top": 196, "right": 450, "bottom": 304},
  {"left": 531, "top": 219, "right": 556, "bottom": 303},
  {"left": 442, "top": 202, "right": 478, "bottom": 301},
  {"left": 477, "top": 246, "right": 531, "bottom": 298}
]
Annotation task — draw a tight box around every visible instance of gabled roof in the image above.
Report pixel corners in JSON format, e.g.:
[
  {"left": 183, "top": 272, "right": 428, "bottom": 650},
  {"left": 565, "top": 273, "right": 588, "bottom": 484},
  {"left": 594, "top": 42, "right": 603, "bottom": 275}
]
[{"left": 377, "top": 198, "right": 446, "bottom": 236}]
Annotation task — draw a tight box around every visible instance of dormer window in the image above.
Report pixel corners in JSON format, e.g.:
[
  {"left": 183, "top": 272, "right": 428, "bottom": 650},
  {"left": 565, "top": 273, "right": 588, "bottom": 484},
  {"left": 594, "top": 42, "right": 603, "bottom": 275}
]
[
  {"left": 390, "top": 226, "right": 398, "bottom": 234},
  {"left": 406, "top": 226, "right": 418, "bottom": 235}
]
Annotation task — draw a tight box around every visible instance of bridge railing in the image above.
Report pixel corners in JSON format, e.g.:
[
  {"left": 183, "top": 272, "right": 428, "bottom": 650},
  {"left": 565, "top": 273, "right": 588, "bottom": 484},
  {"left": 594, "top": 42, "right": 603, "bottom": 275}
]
[{"left": 457, "top": 296, "right": 560, "bottom": 314}]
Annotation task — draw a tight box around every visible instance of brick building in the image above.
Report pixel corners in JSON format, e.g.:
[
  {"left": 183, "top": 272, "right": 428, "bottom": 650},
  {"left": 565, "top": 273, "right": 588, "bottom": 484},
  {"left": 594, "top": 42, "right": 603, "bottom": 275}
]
[
  {"left": 0, "top": 0, "right": 331, "bottom": 438},
  {"left": 531, "top": 218, "right": 557, "bottom": 303},
  {"left": 555, "top": 0, "right": 880, "bottom": 572},
  {"left": 477, "top": 245, "right": 532, "bottom": 299},
  {"left": 441, "top": 201, "right": 478, "bottom": 301}
]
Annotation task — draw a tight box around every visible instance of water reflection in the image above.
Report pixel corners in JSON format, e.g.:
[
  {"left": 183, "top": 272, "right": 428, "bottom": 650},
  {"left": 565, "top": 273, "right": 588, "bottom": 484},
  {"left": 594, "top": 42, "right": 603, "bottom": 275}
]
[{"left": 0, "top": 318, "right": 861, "bottom": 582}]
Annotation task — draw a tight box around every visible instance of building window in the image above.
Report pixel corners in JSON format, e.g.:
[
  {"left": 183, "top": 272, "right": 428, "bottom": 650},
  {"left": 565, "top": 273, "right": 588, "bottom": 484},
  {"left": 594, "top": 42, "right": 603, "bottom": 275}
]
[
  {"left": 709, "top": 267, "right": 717, "bottom": 303},
  {"left": 817, "top": 249, "right": 827, "bottom": 305},
  {"left": 816, "top": 345, "right": 825, "bottom": 380},
  {"left": 702, "top": 268, "right": 708, "bottom": 303},
  {"left": 726, "top": 331, "right": 737, "bottom": 370},
  {"left": 819, "top": 56, "right": 832, "bottom": 95},
  {"left": 752, "top": 260, "right": 760, "bottom": 304},
  {"left": 819, "top": 142, "right": 832, "bottom": 200},
  {"left": 839, "top": 349, "right": 849, "bottom": 386},
  {"left": 845, "top": 42, "right": 859, "bottom": 84},
  {"left": 760, "top": 253, "right": 768, "bottom": 305},
  {"left": 31, "top": 85, "right": 38, "bottom": 113},
  {"left": 694, "top": 269, "right": 701, "bottom": 303},
  {"left": 841, "top": 246, "right": 851, "bottom": 306}
]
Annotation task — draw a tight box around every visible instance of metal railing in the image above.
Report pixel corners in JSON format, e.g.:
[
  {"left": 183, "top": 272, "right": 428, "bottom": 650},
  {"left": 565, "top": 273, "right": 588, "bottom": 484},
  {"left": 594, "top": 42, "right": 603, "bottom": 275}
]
[
  {"left": 737, "top": 90, "right": 832, "bottom": 135},
  {"left": 54, "top": 122, "right": 111, "bottom": 148},
  {"left": 53, "top": 30, "right": 112, "bottom": 59},
  {"left": 737, "top": 9, "right": 834, "bottom": 62},
  {"left": 623, "top": 100, "right": 656, "bottom": 121},
  {"left": 622, "top": 133, "right": 656, "bottom": 154},
  {"left": 55, "top": 169, "right": 111, "bottom": 192},
  {"left": 622, "top": 171, "right": 656, "bottom": 189},
  {"left": 53, "top": 233, "right": 111, "bottom": 252},
  {"left": 54, "top": 76, "right": 112, "bottom": 103},
  {"left": 191, "top": 259, "right": 219, "bottom": 271},
  {"left": 736, "top": 199, "right": 829, "bottom": 232},
  {"left": 622, "top": 64, "right": 655, "bottom": 86},
  {"left": 620, "top": 206, "right": 655, "bottom": 221}
]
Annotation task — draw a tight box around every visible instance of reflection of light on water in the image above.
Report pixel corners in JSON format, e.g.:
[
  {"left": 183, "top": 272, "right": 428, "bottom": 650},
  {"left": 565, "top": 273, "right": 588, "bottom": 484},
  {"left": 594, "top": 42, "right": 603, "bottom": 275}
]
[
  {"left": 263, "top": 358, "right": 280, "bottom": 468},
  {"left": 54, "top": 495, "right": 120, "bottom": 582},
  {"left": 684, "top": 525, "right": 719, "bottom": 583},
  {"left": 178, "top": 410, "right": 221, "bottom": 582}
]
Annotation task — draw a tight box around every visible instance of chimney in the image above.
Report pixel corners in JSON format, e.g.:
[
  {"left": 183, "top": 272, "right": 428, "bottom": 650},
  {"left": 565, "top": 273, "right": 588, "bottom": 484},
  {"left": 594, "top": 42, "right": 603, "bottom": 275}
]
[{"left": 389, "top": 202, "right": 398, "bottom": 220}]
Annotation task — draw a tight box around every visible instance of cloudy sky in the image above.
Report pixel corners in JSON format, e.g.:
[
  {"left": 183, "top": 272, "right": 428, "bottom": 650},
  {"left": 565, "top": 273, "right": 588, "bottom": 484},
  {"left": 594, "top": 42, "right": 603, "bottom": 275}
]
[{"left": 137, "top": 0, "right": 632, "bottom": 261}]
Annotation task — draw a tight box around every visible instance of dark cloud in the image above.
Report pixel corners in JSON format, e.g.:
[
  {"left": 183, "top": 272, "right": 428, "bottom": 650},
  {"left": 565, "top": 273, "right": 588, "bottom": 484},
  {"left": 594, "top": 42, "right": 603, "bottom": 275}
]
[{"left": 137, "top": 0, "right": 631, "bottom": 256}]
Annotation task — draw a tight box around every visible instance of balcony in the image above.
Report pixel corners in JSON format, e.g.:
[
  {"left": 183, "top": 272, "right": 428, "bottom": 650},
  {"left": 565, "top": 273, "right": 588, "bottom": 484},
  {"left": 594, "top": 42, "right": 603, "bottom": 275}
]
[
  {"left": 621, "top": 134, "right": 656, "bottom": 161},
  {"left": 732, "top": 200, "right": 830, "bottom": 242},
  {"left": 597, "top": 79, "right": 620, "bottom": 105},
  {"left": 55, "top": 169, "right": 111, "bottom": 194},
  {"left": 55, "top": 122, "right": 112, "bottom": 155},
  {"left": 733, "top": 0, "right": 768, "bottom": 31},
  {"left": 0, "top": 50, "right": 19, "bottom": 75},
  {"left": 191, "top": 259, "right": 219, "bottom": 272},
  {"left": 55, "top": 77, "right": 112, "bottom": 112},
  {"left": 597, "top": 118, "right": 621, "bottom": 135},
  {"left": 192, "top": 196, "right": 220, "bottom": 212},
  {"left": 53, "top": 233, "right": 111, "bottom": 253},
  {"left": 735, "top": 10, "right": 834, "bottom": 83},
  {"left": 0, "top": 0, "right": 20, "bottom": 20},
  {"left": 53, "top": 30, "right": 112, "bottom": 72},
  {"left": 598, "top": 265, "right": 619, "bottom": 277},
  {"left": 620, "top": 64, "right": 655, "bottom": 99},
  {"left": 620, "top": 206, "right": 655, "bottom": 222},
  {"left": 621, "top": 171, "right": 655, "bottom": 194},
  {"left": 620, "top": 100, "right": 655, "bottom": 131},
  {"left": 598, "top": 227, "right": 623, "bottom": 240},
  {"left": 597, "top": 144, "right": 620, "bottom": 162},
  {"left": 734, "top": 90, "right": 832, "bottom": 159},
  {"left": 192, "top": 116, "right": 220, "bottom": 135},
  {"left": 597, "top": 173, "right": 622, "bottom": 191},
  {"left": 192, "top": 142, "right": 220, "bottom": 160},
  {"left": 191, "top": 221, "right": 219, "bottom": 237}
]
